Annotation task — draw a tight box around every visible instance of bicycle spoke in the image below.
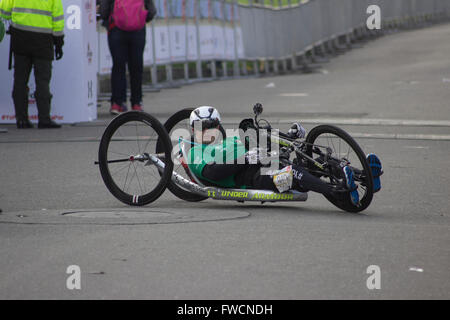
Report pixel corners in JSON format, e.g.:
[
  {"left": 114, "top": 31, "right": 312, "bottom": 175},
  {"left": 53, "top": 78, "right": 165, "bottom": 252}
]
[
  {"left": 142, "top": 163, "right": 160, "bottom": 181},
  {"left": 346, "top": 144, "right": 351, "bottom": 161},
  {"left": 115, "top": 125, "right": 134, "bottom": 158},
  {"left": 325, "top": 134, "right": 331, "bottom": 151},
  {"left": 131, "top": 162, "right": 144, "bottom": 195},
  {"left": 126, "top": 162, "right": 140, "bottom": 194},
  {"left": 329, "top": 136, "right": 337, "bottom": 157},
  {"left": 110, "top": 161, "right": 132, "bottom": 176},
  {"left": 122, "top": 162, "right": 132, "bottom": 192},
  {"left": 135, "top": 122, "right": 141, "bottom": 154},
  {"left": 142, "top": 134, "right": 157, "bottom": 154},
  {"left": 338, "top": 138, "right": 341, "bottom": 159},
  {"left": 108, "top": 150, "right": 133, "bottom": 158}
]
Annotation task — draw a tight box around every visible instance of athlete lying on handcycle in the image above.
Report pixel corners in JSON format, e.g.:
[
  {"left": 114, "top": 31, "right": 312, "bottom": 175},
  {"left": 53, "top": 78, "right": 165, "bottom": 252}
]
[{"left": 187, "top": 106, "right": 383, "bottom": 208}]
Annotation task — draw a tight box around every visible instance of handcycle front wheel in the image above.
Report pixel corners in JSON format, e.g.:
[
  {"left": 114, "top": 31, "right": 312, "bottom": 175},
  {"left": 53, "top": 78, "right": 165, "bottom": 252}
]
[
  {"left": 305, "top": 125, "right": 374, "bottom": 213},
  {"left": 98, "top": 111, "right": 173, "bottom": 206}
]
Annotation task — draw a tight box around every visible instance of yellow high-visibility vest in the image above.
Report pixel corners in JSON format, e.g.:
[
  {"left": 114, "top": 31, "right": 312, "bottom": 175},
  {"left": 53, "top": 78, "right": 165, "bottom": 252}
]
[{"left": 0, "top": 0, "right": 64, "bottom": 36}]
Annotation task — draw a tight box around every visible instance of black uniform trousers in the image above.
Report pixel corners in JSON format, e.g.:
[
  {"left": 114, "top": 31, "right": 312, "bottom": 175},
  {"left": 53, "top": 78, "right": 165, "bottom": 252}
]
[{"left": 12, "top": 54, "right": 52, "bottom": 123}]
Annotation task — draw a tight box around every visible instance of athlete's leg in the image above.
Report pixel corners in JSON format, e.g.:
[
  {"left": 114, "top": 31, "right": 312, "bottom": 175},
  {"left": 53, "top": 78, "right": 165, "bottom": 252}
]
[
  {"left": 234, "top": 165, "right": 278, "bottom": 191},
  {"left": 291, "top": 165, "right": 334, "bottom": 195},
  {"left": 234, "top": 164, "right": 335, "bottom": 194}
]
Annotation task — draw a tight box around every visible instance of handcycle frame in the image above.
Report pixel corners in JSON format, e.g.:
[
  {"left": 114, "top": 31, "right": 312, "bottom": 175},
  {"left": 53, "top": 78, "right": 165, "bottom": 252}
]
[{"left": 145, "top": 139, "right": 309, "bottom": 203}]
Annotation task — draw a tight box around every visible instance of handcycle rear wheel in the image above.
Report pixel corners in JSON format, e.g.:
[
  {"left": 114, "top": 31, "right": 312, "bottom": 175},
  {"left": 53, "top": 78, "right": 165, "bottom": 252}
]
[
  {"left": 98, "top": 111, "right": 173, "bottom": 206},
  {"left": 156, "top": 108, "right": 209, "bottom": 202},
  {"left": 305, "top": 125, "right": 374, "bottom": 213}
]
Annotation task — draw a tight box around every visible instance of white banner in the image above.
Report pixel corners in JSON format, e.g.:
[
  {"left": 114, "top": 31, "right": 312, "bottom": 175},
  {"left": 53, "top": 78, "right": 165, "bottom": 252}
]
[
  {"left": 144, "top": 26, "right": 155, "bottom": 66},
  {"left": 169, "top": 23, "right": 187, "bottom": 62},
  {"left": 0, "top": 0, "right": 98, "bottom": 124},
  {"left": 235, "top": 23, "right": 245, "bottom": 59},
  {"left": 224, "top": 25, "right": 236, "bottom": 60},
  {"left": 98, "top": 26, "right": 112, "bottom": 75},
  {"left": 186, "top": 23, "right": 198, "bottom": 61},
  {"left": 213, "top": 24, "right": 225, "bottom": 60},
  {"left": 199, "top": 21, "right": 215, "bottom": 60},
  {"left": 154, "top": 21, "right": 171, "bottom": 64}
]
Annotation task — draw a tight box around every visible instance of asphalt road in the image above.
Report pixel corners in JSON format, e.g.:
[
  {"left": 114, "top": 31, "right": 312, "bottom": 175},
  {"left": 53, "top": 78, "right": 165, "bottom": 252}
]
[{"left": 0, "top": 23, "right": 449, "bottom": 300}]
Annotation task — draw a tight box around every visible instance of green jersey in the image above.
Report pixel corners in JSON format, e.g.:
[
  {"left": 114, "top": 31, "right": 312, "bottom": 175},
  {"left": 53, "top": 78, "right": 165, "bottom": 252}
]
[{"left": 187, "top": 136, "right": 247, "bottom": 188}]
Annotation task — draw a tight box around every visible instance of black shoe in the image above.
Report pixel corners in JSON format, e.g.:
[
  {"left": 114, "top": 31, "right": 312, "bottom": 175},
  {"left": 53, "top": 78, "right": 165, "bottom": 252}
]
[
  {"left": 16, "top": 120, "right": 34, "bottom": 129},
  {"left": 38, "top": 120, "right": 61, "bottom": 129}
]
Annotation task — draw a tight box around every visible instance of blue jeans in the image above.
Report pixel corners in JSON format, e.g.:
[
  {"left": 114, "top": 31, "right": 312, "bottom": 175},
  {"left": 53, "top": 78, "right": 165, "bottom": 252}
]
[{"left": 108, "top": 27, "right": 146, "bottom": 106}]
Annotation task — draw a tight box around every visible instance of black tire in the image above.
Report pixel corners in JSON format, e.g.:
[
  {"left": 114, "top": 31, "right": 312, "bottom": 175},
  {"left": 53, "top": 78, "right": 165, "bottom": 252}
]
[
  {"left": 156, "top": 108, "right": 210, "bottom": 202},
  {"left": 305, "top": 125, "right": 374, "bottom": 213},
  {"left": 98, "top": 111, "right": 173, "bottom": 206}
]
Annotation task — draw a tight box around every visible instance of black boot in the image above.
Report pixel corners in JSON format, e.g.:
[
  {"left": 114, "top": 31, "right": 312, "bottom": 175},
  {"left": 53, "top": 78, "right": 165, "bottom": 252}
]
[
  {"left": 16, "top": 119, "right": 34, "bottom": 129},
  {"left": 38, "top": 120, "right": 61, "bottom": 129}
]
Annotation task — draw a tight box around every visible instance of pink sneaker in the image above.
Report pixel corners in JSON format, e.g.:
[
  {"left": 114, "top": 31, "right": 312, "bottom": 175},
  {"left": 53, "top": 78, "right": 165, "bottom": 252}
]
[
  {"left": 132, "top": 104, "right": 143, "bottom": 111},
  {"left": 110, "top": 103, "right": 122, "bottom": 115},
  {"left": 110, "top": 103, "right": 127, "bottom": 115}
]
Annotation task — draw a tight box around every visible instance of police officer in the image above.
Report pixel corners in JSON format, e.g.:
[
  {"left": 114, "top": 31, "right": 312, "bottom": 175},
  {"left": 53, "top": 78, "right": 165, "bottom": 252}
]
[{"left": 0, "top": 0, "right": 64, "bottom": 129}]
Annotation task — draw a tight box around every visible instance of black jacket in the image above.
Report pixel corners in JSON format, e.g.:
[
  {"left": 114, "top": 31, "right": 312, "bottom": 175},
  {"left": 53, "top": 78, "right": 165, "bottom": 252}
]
[
  {"left": 10, "top": 27, "right": 64, "bottom": 61},
  {"left": 100, "top": 0, "right": 157, "bottom": 29}
]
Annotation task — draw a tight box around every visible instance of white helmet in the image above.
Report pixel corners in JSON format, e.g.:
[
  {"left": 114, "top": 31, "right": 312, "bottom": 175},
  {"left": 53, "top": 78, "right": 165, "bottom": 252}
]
[{"left": 189, "top": 106, "right": 221, "bottom": 130}]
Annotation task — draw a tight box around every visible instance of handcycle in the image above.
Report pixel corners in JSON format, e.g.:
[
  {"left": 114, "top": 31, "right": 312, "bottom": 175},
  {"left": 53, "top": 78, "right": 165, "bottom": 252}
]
[{"left": 96, "top": 104, "right": 374, "bottom": 213}]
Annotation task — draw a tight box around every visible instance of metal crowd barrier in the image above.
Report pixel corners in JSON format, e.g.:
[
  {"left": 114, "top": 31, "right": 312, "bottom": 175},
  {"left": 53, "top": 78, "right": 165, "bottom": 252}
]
[{"left": 97, "top": 0, "right": 450, "bottom": 98}]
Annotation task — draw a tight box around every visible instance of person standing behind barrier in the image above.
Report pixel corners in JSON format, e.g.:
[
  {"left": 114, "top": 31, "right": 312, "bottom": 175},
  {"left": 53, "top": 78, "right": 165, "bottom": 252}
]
[
  {"left": 100, "top": 0, "right": 156, "bottom": 115},
  {"left": 0, "top": 0, "right": 64, "bottom": 129}
]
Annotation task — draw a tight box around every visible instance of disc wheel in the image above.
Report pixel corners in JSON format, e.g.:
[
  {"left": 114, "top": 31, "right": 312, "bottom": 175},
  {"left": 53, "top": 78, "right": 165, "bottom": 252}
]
[
  {"left": 98, "top": 111, "right": 173, "bottom": 206},
  {"left": 305, "top": 125, "right": 374, "bottom": 213}
]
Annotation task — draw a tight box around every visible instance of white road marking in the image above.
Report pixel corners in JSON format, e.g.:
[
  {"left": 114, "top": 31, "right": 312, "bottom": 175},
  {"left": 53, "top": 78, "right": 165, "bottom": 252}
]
[
  {"left": 409, "top": 267, "right": 424, "bottom": 272},
  {"left": 278, "top": 118, "right": 450, "bottom": 127},
  {"left": 394, "top": 80, "right": 420, "bottom": 85},
  {"left": 265, "top": 82, "right": 275, "bottom": 88},
  {"left": 349, "top": 133, "right": 450, "bottom": 141},
  {"left": 279, "top": 93, "right": 309, "bottom": 97},
  {"left": 219, "top": 118, "right": 450, "bottom": 141},
  {"left": 403, "top": 146, "right": 429, "bottom": 149}
]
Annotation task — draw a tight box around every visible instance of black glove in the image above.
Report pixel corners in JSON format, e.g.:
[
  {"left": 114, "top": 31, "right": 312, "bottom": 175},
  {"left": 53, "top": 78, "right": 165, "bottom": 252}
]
[
  {"left": 239, "top": 118, "right": 256, "bottom": 132},
  {"left": 55, "top": 46, "right": 63, "bottom": 60},
  {"left": 288, "top": 122, "right": 306, "bottom": 139},
  {"left": 53, "top": 35, "right": 64, "bottom": 60}
]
